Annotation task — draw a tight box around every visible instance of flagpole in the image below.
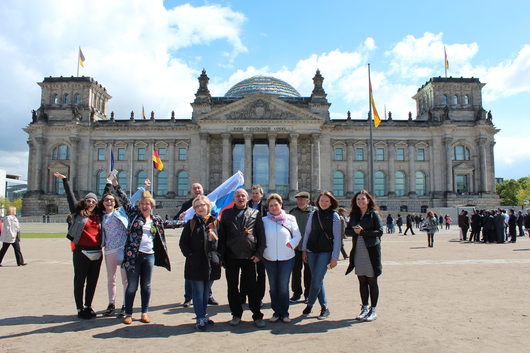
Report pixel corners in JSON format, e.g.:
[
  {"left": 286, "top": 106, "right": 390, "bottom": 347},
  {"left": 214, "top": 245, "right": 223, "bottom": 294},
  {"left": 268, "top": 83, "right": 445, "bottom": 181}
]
[
  {"left": 77, "top": 49, "right": 80, "bottom": 77},
  {"left": 368, "top": 64, "right": 375, "bottom": 195}
]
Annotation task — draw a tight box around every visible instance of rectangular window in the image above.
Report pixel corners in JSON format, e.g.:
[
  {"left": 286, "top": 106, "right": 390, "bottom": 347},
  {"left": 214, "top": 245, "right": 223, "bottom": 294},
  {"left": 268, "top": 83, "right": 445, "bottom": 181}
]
[
  {"left": 117, "top": 148, "right": 126, "bottom": 161},
  {"left": 355, "top": 148, "right": 364, "bottom": 161},
  {"left": 97, "top": 148, "right": 106, "bottom": 161},
  {"left": 396, "top": 148, "right": 405, "bottom": 161},
  {"left": 178, "top": 148, "right": 187, "bottom": 161},
  {"left": 137, "top": 147, "right": 146, "bottom": 161},
  {"left": 417, "top": 148, "right": 425, "bottom": 161},
  {"left": 376, "top": 148, "right": 385, "bottom": 161},
  {"left": 158, "top": 148, "right": 167, "bottom": 161},
  {"left": 334, "top": 148, "right": 344, "bottom": 161}
]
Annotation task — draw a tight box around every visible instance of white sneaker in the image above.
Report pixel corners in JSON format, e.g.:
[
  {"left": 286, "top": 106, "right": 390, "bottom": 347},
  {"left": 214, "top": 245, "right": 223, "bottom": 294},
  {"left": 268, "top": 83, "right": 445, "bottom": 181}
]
[
  {"left": 355, "top": 305, "right": 370, "bottom": 321},
  {"left": 269, "top": 315, "right": 280, "bottom": 323},
  {"left": 364, "top": 308, "right": 377, "bottom": 322}
]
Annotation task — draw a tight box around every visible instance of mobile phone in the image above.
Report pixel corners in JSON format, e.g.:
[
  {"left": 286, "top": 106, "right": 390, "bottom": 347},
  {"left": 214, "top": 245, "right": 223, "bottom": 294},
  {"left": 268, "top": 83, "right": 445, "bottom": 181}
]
[{"left": 111, "top": 169, "right": 118, "bottom": 177}]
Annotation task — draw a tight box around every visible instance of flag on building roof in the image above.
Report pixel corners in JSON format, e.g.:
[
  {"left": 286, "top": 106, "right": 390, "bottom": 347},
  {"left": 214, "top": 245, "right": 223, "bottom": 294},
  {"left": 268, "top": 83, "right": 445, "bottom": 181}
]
[
  {"left": 183, "top": 171, "right": 245, "bottom": 221},
  {"left": 369, "top": 73, "right": 381, "bottom": 128},
  {"left": 79, "top": 47, "right": 85, "bottom": 68},
  {"left": 152, "top": 150, "right": 164, "bottom": 171},
  {"left": 444, "top": 45, "right": 449, "bottom": 70}
]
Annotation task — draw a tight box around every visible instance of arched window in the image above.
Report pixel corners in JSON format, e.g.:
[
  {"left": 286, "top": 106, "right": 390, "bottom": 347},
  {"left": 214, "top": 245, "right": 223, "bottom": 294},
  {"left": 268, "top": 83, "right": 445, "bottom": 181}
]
[
  {"left": 74, "top": 93, "right": 81, "bottom": 105},
  {"left": 395, "top": 171, "right": 406, "bottom": 196},
  {"left": 96, "top": 170, "right": 106, "bottom": 195},
  {"left": 55, "top": 177, "right": 65, "bottom": 195},
  {"left": 332, "top": 171, "right": 344, "bottom": 197},
  {"left": 156, "top": 171, "right": 168, "bottom": 196},
  {"left": 354, "top": 171, "right": 365, "bottom": 192},
  {"left": 374, "top": 171, "right": 385, "bottom": 197},
  {"left": 136, "top": 170, "right": 147, "bottom": 189},
  {"left": 442, "top": 95, "right": 447, "bottom": 104},
  {"left": 453, "top": 145, "right": 470, "bottom": 160},
  {"left": 463, "top": 95, "right": 469, "bottom": 105},
  {"left": 452, "top": 95, "right": 458, "bottom": 104},
  {"left": 177, "top": 171, "right": 189, "bottom": 196},
  {"left": 117, "top": 171, "right": 128, "bottom": 192},
  {"left": 64, "top": 93, "right": 71, "bottom": 104},
  {"left": 416, "top": 171, "right": 426, "bottom": 196},
  {"left": 52, "top": 145, "right": 69, "bottom": 160}
]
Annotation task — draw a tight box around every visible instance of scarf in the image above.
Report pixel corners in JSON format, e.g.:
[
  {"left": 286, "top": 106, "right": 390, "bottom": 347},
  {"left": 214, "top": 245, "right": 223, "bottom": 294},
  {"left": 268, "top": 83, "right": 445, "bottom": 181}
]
[{"left": 267, "top": 209, "right": 287, "bottom": 226}]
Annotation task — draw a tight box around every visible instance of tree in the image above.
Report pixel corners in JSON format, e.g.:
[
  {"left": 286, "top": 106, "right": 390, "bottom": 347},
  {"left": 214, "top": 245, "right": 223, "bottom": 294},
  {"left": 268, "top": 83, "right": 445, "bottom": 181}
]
[{"left": 497, "top": 179, "right": 521, "bottom": 205}]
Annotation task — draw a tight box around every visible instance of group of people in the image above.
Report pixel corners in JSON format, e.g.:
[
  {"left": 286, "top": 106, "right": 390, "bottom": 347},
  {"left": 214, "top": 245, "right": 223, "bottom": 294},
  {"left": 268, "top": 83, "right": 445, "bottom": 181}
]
[
  {"left": 51, "top": 171, "right": 384, "bottom": 330},
  {"left": 457, "top": 208, "right": 530, "bottom": 244},
  {"left": 178, "top": 183, "right": 383, "bottom": 329}
]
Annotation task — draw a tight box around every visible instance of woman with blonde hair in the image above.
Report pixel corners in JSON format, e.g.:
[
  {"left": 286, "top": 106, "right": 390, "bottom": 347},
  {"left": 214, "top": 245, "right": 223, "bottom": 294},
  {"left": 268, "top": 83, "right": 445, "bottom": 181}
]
[
  {"left": 115, "top": 185, "right": 178, "bottom": 324},
  {"left": 0, "top": 206, "right": 26, "bottom": 267},
  {"left": 423, "top": 211, "right": 438, "bottom": 248},
  {"left": 179, "top": 195, "right": 221, "bottom": 330}
]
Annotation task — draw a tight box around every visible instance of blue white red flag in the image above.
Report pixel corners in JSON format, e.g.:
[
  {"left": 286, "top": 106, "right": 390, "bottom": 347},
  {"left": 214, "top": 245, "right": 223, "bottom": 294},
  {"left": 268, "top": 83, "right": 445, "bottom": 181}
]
[{"left": 183, "top": 171, "right": 245, "bottom": 221}]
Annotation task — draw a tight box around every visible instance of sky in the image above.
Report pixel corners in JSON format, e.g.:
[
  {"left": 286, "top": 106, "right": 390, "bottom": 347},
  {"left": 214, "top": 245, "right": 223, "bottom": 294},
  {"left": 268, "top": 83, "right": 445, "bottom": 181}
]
[{"left": 0, "top": 0, "right": 529, "bottom": 181}]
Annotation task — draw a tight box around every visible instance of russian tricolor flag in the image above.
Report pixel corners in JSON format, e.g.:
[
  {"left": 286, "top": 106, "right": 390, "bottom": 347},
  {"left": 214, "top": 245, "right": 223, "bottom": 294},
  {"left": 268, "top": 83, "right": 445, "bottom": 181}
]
[{"left": 183, "top": 171, "right": 245, "bottom": 221}]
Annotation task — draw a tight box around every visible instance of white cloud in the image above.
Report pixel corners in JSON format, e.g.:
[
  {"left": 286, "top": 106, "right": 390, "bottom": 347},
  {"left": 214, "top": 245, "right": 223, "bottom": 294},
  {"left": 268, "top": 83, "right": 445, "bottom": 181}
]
[
  {"left": 0, "top": 151, "right": 28, "bottom": 178},
  {"left": 494, "top": 135, "right": 530, "bottom": 179},
  {"left": 386, "top": 32, "right": 479, "bottom": 79}
]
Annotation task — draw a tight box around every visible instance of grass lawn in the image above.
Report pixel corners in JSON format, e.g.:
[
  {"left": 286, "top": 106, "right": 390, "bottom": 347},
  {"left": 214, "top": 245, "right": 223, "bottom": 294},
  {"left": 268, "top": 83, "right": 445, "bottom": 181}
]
[{"left": 21, "top": 233, "right": 66, "bottom": 238}]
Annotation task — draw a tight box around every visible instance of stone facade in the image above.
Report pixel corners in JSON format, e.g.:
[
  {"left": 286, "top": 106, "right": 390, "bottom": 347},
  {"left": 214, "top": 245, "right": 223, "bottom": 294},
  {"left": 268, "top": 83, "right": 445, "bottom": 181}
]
[{"left": 22, "top": 72, "right": 499, "bottom": 217}]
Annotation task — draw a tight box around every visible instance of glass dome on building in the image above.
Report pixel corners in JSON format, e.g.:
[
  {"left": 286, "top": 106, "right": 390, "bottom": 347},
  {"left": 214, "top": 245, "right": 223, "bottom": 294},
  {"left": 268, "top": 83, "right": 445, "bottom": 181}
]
[{"left": 225, "top": 75, "right": 301, "bottom": 98}]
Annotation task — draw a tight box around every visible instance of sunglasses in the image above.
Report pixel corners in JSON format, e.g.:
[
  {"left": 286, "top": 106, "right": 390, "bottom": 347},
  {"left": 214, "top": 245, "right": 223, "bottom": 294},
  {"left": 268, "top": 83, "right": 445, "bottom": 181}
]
[
  {"left": 103, "top": 198, "right": 115, "bottom": 202},
  {"left": 85, "top": 199, "right": 96, "bottom": 204},
  {"left": 194, "top": 203, "right": 207, "bottom": 209}
]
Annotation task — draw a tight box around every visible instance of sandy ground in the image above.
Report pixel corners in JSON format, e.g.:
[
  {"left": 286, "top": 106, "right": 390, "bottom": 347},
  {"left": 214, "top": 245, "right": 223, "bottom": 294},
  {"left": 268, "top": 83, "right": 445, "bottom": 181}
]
[{"left": 1, "top": 223, "right": 530, "bottom": 353}]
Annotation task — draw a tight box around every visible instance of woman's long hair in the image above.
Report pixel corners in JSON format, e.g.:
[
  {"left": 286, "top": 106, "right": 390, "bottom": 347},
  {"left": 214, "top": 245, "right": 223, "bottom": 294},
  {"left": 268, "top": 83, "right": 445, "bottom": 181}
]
[
  {"left": 314, "top": 191, "right": 339, "bottom": 210},
  {"left": 75, "top": 199, "right": 101, "bottom": 220},
  {"left": 349, "top": 189, "right": 378, "bottom": 219},
  {"left": 97, "top": 192, "right": 121, "bottom": 212}
]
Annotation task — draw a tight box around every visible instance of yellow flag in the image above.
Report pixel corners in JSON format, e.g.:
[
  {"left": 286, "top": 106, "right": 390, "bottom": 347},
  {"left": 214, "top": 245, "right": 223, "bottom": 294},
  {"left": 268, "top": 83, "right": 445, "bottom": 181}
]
[
  {"left": 79, "top": 48, "right": 85, "bottom": 68},
  {"left": 369, "top": 77, "right": 381, "bottom": 128}
]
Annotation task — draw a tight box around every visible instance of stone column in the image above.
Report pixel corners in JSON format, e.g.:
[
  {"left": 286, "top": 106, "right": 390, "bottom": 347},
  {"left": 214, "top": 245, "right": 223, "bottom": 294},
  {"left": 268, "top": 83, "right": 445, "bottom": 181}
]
[
  {"left": 387, "top": 141, "right": 396, "bottom": 196},
  {"left": 222, "top": 133, "right": 231, "bottom": 181},
  {"left": 35, "top": 137, "right": 46, "bottom": 192},
  {"left": 347, "top": 141, "right": 354, "bottom": 195},
  {"left": 289, "top": 133, "right": 299, "bottom": 196},
  {"left": 167, "top": 140, "right": 176, "bottom": 196},
  {"left": 69, "top": 136, "right": 80, "bottom": 190},
  {"left": 407, "top": 140, "right": 416, "bottom": 196},
  {"left": 478, "top": 137, "right": 488, "bottom": 193},
  {"left": 130, "top": 141, "right": 136, "bottom": 190},
  {"left": 244, "top": 133, "right": 253, "bottom": 189},
  {"left": 199, "top": 133, "right": 210, "bottom": 190},
  {"left": 444, "top": 137, "right": 453, "bottom": 193},
  {"left": 312, "top": 134, "right": 321, "bottom": 192},
  {"left": 26, "top": 139, "right": 36, "bottom": 191},
  {"left": 268, "top": 134, "right": 277, "bottom": 193}
]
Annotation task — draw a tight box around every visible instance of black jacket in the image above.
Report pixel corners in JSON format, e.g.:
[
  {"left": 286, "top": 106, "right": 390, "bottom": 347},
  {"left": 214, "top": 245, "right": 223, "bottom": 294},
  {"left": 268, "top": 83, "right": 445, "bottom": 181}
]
[
  {"left": 247, "top": 199, "right": 268, "bottom": 217},
  {"left": 218, "top": 206, "right": 266, "bottom": 261},
  {"left": 345, "top": 209, "right": 383, "bottom": 277},
  {"left": 174, "top": 197, "right": 194, "bottom": 220},
  {"left": 179, "top": 215, "right": 221, "bottom": 281}
]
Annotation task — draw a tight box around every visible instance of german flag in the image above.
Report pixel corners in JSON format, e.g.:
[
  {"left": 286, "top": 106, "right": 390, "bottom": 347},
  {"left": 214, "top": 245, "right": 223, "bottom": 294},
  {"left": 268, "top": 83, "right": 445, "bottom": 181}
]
[
  {"left": 79, "top": 47, "right": 85, "bottom": 68},
  {"left": 152, "top": 150, "right": 164, "bottom": 171}
]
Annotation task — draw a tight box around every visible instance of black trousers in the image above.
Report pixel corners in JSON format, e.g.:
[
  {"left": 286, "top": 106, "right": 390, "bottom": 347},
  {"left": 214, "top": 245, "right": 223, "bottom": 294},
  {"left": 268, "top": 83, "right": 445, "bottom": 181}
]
[
  {"left": 404, "top": 224, "right": 415, "bottom": 235},
  {"left": 291, "top": 250, "right": 311, "bottom": 298},
  {"left": 461, "top": 227, "right": 469, "bottom": 241},
  {"left": 73, "top": 248, "right": 102, "bottom": 310},
  {"left": 0, "top": 240, "right": 24, "bottom": 265},
  {"left": 240, "top": 261, "right": 266, "bottom": 303},
  {"left": 225, "top": 258, "right": 263, "bottom": 320}
]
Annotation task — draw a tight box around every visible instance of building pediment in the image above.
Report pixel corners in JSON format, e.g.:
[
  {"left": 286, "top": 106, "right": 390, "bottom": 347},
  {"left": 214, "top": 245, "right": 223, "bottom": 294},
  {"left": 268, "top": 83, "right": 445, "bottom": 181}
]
[
  {"left": 197, "top": 94, "right": 322, "bottom": 122},
  {"left": 453, "top": 162, "right": 474, "bottom": 172}
]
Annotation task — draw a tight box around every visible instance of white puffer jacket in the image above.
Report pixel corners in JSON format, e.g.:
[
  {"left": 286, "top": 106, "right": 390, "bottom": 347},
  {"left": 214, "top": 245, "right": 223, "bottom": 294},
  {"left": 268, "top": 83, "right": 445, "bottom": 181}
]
[
  {"left": 0, "top": 215, "right": 20, "bottom": 243},
  {"left": 262, "top": 214, "right": 301, "bottom": 261}
]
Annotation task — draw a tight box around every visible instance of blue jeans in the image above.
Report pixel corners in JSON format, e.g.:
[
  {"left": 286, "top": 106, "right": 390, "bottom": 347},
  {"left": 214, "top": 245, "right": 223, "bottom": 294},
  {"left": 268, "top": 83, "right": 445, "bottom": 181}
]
[
  {"left": 263, "top": 258, "right": 295, "bottom": 318},
  {"left": 190, "top": 280, "right": 210, "bottom": 322},
  {"left": 124, "top": 252, "right": 154, "bottom": 315},
  {"left": 185, "top": 279, "right": 214, "bottom": 301},
  {"left": 306, "top": 252, "right": 332, "bottom": 308}
]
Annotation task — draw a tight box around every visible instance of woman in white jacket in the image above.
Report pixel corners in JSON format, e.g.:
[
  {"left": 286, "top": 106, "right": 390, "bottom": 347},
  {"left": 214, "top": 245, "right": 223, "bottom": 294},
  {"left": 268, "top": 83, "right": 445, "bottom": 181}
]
[
  {"left": 0, "top": 206, "right": 27, "bottom": 266},
  {"left": 262, "top": 193, "right": 301, "bottom": 323}
]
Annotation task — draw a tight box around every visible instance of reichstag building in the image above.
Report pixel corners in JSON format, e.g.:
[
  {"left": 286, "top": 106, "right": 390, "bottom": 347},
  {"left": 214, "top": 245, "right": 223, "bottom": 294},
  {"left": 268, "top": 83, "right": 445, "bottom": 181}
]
[{"left": 22, "top": 70, "right": 499, "bottom": 216}]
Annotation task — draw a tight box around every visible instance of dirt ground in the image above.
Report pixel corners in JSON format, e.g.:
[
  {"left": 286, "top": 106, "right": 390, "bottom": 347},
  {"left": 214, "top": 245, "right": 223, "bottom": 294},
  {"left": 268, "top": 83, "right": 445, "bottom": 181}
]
[{"left": 1, "top": 223, "right": 529, "bottom": 353}]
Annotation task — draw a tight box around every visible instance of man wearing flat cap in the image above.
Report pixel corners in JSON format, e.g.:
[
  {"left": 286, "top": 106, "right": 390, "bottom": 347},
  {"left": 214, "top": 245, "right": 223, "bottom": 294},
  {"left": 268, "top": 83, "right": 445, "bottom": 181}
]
[{"left": 288, "top": 191, "right": 315, "bottom": 303}]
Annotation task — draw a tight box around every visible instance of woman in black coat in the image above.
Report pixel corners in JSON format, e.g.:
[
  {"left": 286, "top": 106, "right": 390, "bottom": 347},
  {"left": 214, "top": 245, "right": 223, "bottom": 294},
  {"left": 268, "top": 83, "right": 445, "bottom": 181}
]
[
  {"left": 179, "top": 195, "right": 221, "bottom": 330},
  {"left": 345, "top": 190, "right": 383, "bottom": 322}
]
